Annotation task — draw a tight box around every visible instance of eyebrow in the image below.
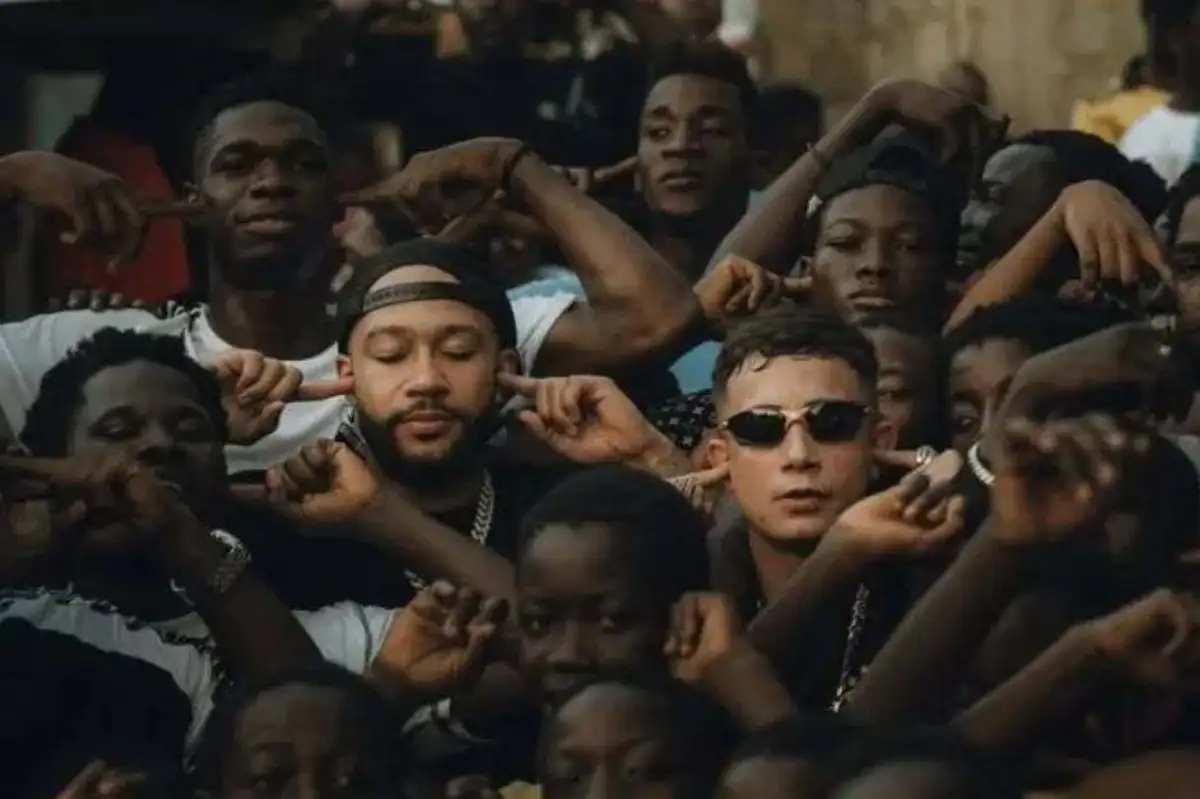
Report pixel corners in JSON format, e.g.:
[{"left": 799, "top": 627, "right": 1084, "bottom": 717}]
[
  {"left": 210, "top": 136, "right": 326, "bottom": 158},
  {"left": 643, "top": 104, "right": 734, "bottom": 120}
]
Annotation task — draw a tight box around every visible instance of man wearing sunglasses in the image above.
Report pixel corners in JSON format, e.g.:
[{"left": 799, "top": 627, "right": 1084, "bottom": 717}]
[{"left": 707, "top": 304, "right": 903, "bottom": 709}]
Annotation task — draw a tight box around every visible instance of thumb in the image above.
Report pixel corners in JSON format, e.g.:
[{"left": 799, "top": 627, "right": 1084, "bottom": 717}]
[
  {"left": 294, "top": 376, "right": 355, "bottom": 401},
  {"left": 693, "top": 462, "right": 730, "bottom": 488}
]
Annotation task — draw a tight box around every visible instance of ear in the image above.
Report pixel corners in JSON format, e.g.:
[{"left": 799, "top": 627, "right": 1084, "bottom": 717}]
[
  {"left": 706, "top": 430, "right": 729, "bottom": 470},
  {"left": 496, "top": 349, "right": 521, "bottom": 400},
  {"left": 182, "top": 181, "right": 203, "bottom": 227},
  {"left": 871, "top": 413, "right": 898, "bottom": 452},
  {"left": 336, "top": 353, "right": 354, "bottom": 381}
]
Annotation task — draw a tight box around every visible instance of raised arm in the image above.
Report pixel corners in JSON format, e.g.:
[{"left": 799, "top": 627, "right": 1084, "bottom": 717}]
[{"left": 507, "top": 152, "right": 702, "bottom": 376}]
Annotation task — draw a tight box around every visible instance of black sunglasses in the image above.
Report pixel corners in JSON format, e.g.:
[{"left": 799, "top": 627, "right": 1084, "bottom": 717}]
[{"left": 721, "top": 401, "right": 870, "bottom": 447}]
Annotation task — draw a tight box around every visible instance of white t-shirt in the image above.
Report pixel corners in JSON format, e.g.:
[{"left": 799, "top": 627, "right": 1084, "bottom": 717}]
[
  {"left": 0, "top": 294, "right": 575, "bottom": 474},
  {"left": 1119, "top": 104, "right": 1200, "bottom": 186},
  {"left": 0, "top": 584, "right": 395, "bottom": 751}
]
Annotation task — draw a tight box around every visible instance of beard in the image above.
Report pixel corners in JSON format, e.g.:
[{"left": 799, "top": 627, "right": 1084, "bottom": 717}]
[{"left": 354, "top": 400, "right": 504, "bottom": 492}]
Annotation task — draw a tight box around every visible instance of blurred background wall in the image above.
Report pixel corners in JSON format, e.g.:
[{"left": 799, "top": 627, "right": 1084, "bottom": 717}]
[{"left": 759, "top": 0, "right": 1144, "bottom": 131}]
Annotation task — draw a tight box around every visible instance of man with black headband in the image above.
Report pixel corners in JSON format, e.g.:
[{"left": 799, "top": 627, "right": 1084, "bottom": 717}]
[
  {"left": 0, "top": 72, "right": 584, "bottom": 477},
  {"left": 229, "top": 239, "right": 568, "bottom": 610}
]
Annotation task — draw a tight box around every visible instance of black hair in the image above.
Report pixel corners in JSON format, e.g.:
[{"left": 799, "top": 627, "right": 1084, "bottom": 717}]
[
  {"left": 941, "top": 295, "right": 1135, "bottom": 365},
  {"left": 811, "top": 131, "right": 966, "bottom": 260},
  {"left": 1161, "top": 162, "right": 1200, "bottom": 247},
  {"left": 751, "top": 83, "right": 825, "bottom": 150},
  {"left": 646, "top": 39, "right": 759, "bottom": 122},
  {"left": 183, "top": 66, "right": 346, "bottom": 177},
  {"left": 19, "top": 329, "right": 228, "bottom": 456},
  {"left": 1009, "top": 130, "right": 1167, "bottom": 221},
  {"left": 192, "top": 662, "right": 403, "bottom": 791},
  {"left": 518, "top": 465, "right": 711, "bottom": 603},
  {"left": 1141, "top": 0, "right": 1199, "bottom": 85},
  {"left": 714, "top": 305, "right": 879, "bottom": 405},
  {"left": 829, "top": 726, "right": 1022, "bottom": 799},
  {"left": 1122, "top": 54, "right": 1152, "bottom": 89},
  {"left": 538, "top": 671, "right": 736, "bottom": 782}
]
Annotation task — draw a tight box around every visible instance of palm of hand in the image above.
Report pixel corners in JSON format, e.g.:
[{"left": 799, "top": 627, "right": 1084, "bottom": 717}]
[{"left": 396, "top": 615, "right": 477, "bottom": 694}]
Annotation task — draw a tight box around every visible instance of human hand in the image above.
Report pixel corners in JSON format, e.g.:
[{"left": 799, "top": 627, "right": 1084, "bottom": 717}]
[
  {"left": 667, "top": 463, "right": 729, "bottom": 518},
  {"left": 500, "top": 373, "right": 662, "bottom": 465},
  {"left": 43, "top": 288, "right": 151, "bottom": 314},
  {"left": 209, "top": 350, "right": 354, "bottom": 444},
  {"left": 0, "top": 151, "right": 199, "bottom": 272},
  {"left": 377, "top": 581, "right": 507, "bottom": 697},
  {"left": 830, "top": 459, "right": 966, "bottom": 558},
  {"left": 1057, "top": 180, "right": 1170, "bottom": 290},
  {"left": 695, "top": 255, "right": 810, "bottom": 329},
  {"left": 988, "top": 414, "right": 1151, "bottom": 544},
  {"left": 340, "top": 138, "right": 527, "bottom": 232},
  {"left": 874, "top": 447, "right": 965, "bottom": 525},
  {"left": 664, "top": 591, "right": 745, "bottom": 685},
  {"left": 53, "top": 760, "right": 147, "bottom": 799},
  {"left": 552, "top": 155, "right": 638, "bottom": 194},
  {"left": 1082, "top": 588, "right": 1200, "bottom": 692},
  {"left": 0, "top": 450, "right": 190, "bottom": 556},
  {"left": 868, "top": 78, "right": 1009, "bottom": 177},
  {"left": 247, "top": 440, "right": 382, "bottom": 525}
]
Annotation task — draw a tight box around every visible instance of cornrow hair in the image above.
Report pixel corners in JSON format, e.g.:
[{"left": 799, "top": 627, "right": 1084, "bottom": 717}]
[
  {"left": 1009, "top": 129, "right": 1167, "bottom": 221},
  {"left": 714, "top": 305, "right": 878, "bottom": 405},
  {"left": 19, "top": 329, "right": 228, "bottom": 456}
]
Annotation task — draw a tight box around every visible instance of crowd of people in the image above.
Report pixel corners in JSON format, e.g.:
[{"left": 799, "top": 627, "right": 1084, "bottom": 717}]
[{"left": 5, "top": 0, "right": 1200, "bottom": 798}]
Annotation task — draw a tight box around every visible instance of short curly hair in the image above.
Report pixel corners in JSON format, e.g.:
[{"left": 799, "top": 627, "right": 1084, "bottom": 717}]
[
  {"left": 1009, "top": 130, "right": 1167, "bottom": 221},
  {"left": 182, "top": 66, "right": 346, "bottom": 178},
  {"left": 19, "top": 329, "right": 228, "bottom": 456},
  {"left": 713, "top": 305, "right": 879, "bottom": 407}
]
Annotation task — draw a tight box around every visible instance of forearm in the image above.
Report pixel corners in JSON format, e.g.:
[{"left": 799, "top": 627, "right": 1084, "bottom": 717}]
[
  {"left": 708, "top": 96, "right": 888, "bottom": 275},
  {"left": 154, "top": 514, "right": 321, "bottom": 681},
  {"left": 845, "top": 524, "right": 1026, "bottom": 727},
  {"left": 355, "top": 487, "right": 516, "bottom": 603},
  {"left": 510, "top": 156, "right": 700, "bottom": 372},
  {"left": 945, "top": 201, "right": 1068, "bottom": 332},
  {"left": 954, "top": 625, "right": 1104, "bottom": 749},
  {"left": 702, "top": 644, "right": 797, "bottom": 732},
  {"left": 747, "top": 532, "right": 871, "bottom": 671}
]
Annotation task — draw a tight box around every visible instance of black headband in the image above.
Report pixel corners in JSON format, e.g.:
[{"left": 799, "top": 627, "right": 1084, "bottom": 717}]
[
  {"left": 359, "top": 281, "right": 514, "bottom": 331},
  {"left": 336, "top": 239, "right": 518, "bottom": 351}
]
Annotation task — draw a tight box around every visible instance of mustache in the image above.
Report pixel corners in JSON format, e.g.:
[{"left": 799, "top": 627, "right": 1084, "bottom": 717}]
[{"left": 383, "top": 403, "right": 470, "bottom": 427}]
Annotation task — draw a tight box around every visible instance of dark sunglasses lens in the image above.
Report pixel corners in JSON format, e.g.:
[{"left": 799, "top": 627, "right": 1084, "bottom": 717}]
[
  {"left": 726, "top": 410, "right": 787, "bottom": 446},
  {"left": 805, "top": 401, "right": 867, "bottom": 442}
]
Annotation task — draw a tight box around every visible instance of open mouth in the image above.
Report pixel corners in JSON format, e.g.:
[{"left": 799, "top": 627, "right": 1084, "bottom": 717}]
[{"left": 659, "top": 169, "right": 705, "bottom": 190}]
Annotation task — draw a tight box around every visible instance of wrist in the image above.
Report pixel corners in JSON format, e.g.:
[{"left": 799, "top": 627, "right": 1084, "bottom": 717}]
[{"left": 633, "top": 429, "right": 688, "bottom": 477}]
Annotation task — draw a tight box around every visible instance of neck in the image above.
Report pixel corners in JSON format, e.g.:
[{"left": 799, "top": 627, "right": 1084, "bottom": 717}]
[
  {"left": 648, "top": 202, "right": 746, "bottom": 282},
  {"left": 387, "top": 464, "right": 487, "bottom": 516},
  {"left": 205, "top": 261, "right": 336, "bottom": 361},
  {"left": 746, "top": 526, "right": 814, "bottom": 603}
]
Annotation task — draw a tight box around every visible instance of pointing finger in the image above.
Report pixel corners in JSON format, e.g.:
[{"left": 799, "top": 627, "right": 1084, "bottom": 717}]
[{"left": 294, "top": 376, "right": 356, "bottom": 401}]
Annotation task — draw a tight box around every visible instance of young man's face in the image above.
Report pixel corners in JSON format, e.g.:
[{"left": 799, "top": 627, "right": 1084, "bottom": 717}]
[
  {"left": 710, "top": 354, "right": 885, "bottom": 544},
  {"left": 638, "top": 73, "right": 751, "bottom": 220}
]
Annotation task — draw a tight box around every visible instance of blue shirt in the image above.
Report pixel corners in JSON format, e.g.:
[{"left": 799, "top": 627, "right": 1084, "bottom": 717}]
[{"left": 507, "top": 269, "right": 719, "bottom": 394}]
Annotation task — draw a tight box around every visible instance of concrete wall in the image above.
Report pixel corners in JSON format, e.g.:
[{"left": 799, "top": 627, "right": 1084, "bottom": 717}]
[{"left": 759, "top": 0, "right": 1145, "bottom": 132}]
